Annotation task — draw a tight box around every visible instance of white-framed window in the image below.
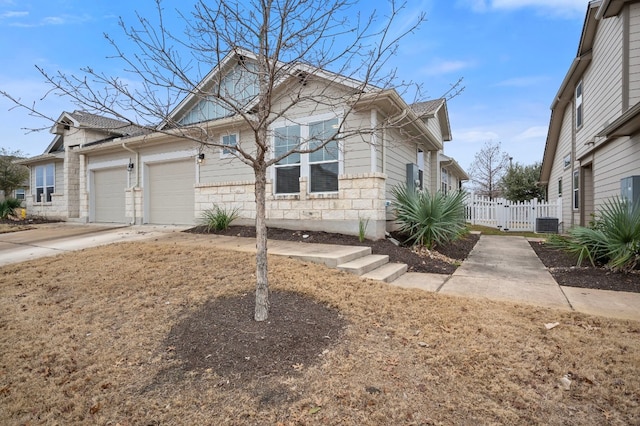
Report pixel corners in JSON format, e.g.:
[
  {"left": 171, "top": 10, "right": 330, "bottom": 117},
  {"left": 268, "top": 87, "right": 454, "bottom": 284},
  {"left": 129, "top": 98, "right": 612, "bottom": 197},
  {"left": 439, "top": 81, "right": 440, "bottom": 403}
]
[
  {"left": 573, "top": 170, "right": 579, "bottom": 210},
  {"left": 441, "top": 167, "right": 450, "bottom": 194},
  {"left": 14, "top": 188, "right": 25, "bottom": 200},
  {"left": 35, "top": 163, "right": 55, "bottom": 203},
  {"left": 221, "top": 132, "right": 238, "bottom": 158},
  {"left": 417, "top": 148, "right": 424, "bottom": 190},
  {"left": 563, "top": 154, "right": 571, "bottom": 169},
  {"left": 273, "top": 115, "right": 341, "bottom": 195},
  {"left": 575, "top": 81, "right": 583, "bottom": 129},
  {"left": 308, "top": 118, "right": 339, "bottom": 193},
  {"left": 274, "top": 125, "right": 301, "bottom": 194},
  {"left": 558, "top": 177, "right": 563, "bottom": 197}
]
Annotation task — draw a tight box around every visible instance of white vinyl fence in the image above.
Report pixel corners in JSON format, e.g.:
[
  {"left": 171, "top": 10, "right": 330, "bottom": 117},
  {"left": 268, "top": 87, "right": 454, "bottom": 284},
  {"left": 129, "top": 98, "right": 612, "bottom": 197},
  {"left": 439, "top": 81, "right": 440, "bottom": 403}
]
[{"left": 465, "top": 193, "right": 562, "bottom": 232}]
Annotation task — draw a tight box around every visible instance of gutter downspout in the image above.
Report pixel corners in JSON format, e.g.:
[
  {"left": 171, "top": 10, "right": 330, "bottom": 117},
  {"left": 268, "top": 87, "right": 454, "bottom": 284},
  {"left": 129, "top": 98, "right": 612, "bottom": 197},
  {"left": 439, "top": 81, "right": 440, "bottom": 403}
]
[{"left": 122, "top": 140, "right": 139, "bottom": 225}]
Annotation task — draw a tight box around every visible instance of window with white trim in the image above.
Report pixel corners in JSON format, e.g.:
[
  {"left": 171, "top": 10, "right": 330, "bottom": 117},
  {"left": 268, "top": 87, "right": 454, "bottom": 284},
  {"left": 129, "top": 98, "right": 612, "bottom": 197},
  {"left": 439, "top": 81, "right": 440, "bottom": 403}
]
[
  {"left": 308, "top": 118, "right": 339, "bottom": 193},
  {"left": 441, "top": 167, "right": 450, "bottom": 194},
  {"left": 575, "top": 81, "right": 583, "bottom": 129},
  {"left": 14, "top": 188, "right": 25, "bottom": 200},
  {"left": 417, "top": 149, "right": 424, "bottom": 190},
  {"left": 221, "top": 133, "right": 238, "bottom": 158},
  {"left": 35, "top": 164, "right": 55, "bottom": 203},
  {"left": 573, "top": 170, "right": 579, "bottom": 210},
  {"left": 273, "top": 117, "right": 341, "bottom": 195},
  {"left": 274, "top": 125, "right": 301, "bottom": 194},
  {"left": 563, "top": 154, "right": 571, "bottom": 169}
]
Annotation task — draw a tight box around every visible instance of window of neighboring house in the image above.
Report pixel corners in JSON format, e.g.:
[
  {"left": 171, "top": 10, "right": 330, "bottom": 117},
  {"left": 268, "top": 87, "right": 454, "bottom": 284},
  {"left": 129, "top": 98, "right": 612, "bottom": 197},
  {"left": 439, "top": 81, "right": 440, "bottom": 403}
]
[
  {"left": 308, "top": 118, "right": 339, "bottom": 193},
  {"left": 573, "top": 170, "right": 579, "bottom": 210},
  {"left": 14, "top": 188, "right": 25, "bottom": 200},
  {"left": 558, "top": 177, "right": 563, "bottom": 197},
  {"left": 575, "top": 81, "right": 583, "bottom": 129},
  {"left": 417, "top": 149, "right": 424, "bottom": 190},
  {"left": 563, "top": 154, "right": 571, "bottom": 169},
  {"left": 441, "top": 167, "right": 449, "bottom": 194},
  {"left": 35, "top": 164, "right": 55, "bottom": 203},
  {"left": 221, "top": 133, "right": 238, "bottom": 158},
  {"left": 274, "top": 125, "right": 301, "bottom": 194}
]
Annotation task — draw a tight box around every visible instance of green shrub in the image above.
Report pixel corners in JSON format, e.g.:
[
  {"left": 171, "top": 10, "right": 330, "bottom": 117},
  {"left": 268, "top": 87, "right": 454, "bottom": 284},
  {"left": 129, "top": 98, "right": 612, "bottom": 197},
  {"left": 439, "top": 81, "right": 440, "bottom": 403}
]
[
  {"left": 200, "top": 205, "right": 240, "bottom": 231},
  {"left": 358, "top": 216, "right": 369, "bottom": 243},
  {"left": 391, "top": 185, "right": 467, "bottom": 249},
  {"left": 548, "top": 197, "right": 640, "bottom": 272},
  {"left": 0, "top": 198, "right": 22, "bottom": 219}
]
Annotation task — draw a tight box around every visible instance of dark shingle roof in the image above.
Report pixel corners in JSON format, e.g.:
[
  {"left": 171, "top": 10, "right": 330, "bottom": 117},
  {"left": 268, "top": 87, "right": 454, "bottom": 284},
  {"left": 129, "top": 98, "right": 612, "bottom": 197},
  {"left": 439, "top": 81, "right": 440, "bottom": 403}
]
[
  {"left": 67, "top": 111, "right": 146, "bottom": 137},
  {"left": 410, "top": 98, "right": 445, "bottom": 117}
]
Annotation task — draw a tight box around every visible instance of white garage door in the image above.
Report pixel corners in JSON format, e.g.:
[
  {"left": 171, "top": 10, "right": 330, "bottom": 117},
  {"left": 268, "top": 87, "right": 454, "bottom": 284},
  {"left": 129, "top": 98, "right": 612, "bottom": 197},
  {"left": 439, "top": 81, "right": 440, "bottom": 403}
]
[
  {"left": 93, "top": 168, "right": 127, "bottom": 223},
  {"left": 148, "top": 159, "right": 195, "bottom": 225}
]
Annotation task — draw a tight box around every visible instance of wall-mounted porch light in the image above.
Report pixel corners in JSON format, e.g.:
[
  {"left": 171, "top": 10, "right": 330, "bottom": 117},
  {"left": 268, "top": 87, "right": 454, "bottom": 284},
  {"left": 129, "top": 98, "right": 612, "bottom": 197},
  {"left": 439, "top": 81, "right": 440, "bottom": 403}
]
[
  {"left": 127, "top": 162, "right": 135, "bottom": 171},
  {"left": 197, "top": 153, "right": 205, "bottom": 163}
]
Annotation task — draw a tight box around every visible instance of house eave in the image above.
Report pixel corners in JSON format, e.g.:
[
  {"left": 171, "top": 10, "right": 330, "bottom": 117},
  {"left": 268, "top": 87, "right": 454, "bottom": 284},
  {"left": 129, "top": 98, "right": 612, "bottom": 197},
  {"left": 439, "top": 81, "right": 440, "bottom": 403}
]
[
  {"left": 596, "top": 102, "right": 640, "bottom": 139},
  {"left": 597, "top": 0, "right": 627, "bottom": 19}
]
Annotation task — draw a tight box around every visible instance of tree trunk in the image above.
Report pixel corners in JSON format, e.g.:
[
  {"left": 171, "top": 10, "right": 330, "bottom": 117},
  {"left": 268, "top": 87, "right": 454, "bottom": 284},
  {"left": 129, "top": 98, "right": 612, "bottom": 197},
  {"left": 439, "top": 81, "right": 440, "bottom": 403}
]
[{"left": 254, "top": 163, "right": 269, "bottom": 321}]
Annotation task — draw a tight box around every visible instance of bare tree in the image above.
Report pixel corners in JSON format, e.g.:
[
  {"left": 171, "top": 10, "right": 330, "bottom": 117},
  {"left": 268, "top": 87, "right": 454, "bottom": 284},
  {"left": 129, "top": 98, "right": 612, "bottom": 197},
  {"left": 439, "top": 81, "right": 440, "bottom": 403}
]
[
  {"left": 2, "top": 0, "right": 426, "bottom": 321},
  {"left": 469, "top": 141, "right": 510, "bottom": 200}
]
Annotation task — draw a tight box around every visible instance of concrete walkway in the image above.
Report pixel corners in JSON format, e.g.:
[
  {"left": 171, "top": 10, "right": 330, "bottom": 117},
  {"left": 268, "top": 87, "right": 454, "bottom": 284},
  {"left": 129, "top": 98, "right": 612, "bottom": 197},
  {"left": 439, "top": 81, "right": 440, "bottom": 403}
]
[
  {"left": 1, "top": 224, "right": 638, "bottom": 321},
  {"left": 389, "top": 235, "right": 640, "bottom": 322}
]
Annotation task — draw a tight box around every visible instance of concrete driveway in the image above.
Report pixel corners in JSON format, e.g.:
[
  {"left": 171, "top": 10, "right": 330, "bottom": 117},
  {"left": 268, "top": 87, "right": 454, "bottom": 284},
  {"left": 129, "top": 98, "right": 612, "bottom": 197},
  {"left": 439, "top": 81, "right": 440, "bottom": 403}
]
[{"left": 0, "top": 223, "right": 188, "bottom": 267}]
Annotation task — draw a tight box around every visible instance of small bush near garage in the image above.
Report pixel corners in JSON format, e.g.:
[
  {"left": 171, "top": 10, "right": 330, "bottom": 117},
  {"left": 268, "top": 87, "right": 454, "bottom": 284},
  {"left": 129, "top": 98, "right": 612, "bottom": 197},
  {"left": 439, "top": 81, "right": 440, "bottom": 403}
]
[{"left": 200, "top": 204, "right": 240, "bottom": 231}]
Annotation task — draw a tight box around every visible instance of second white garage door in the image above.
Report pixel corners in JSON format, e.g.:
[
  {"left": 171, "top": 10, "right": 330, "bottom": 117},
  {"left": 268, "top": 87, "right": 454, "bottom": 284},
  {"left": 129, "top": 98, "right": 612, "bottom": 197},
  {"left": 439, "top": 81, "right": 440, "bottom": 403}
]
[
  {"left": 147, "top": 159, "right": 195, "bottom": 225},
  {"left": 93, "top": 168, "right": 127, "bottom": 223}
]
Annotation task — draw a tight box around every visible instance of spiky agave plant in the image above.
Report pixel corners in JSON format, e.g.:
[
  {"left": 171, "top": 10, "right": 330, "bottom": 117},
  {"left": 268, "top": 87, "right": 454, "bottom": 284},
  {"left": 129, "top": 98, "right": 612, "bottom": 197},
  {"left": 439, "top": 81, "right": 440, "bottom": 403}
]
[
  {"left": 391, "top": 185, "right": 467, "bottom": 249},
  {"left": 549, "top": 197, "right": 640, "bottom": 272},
  {"left": 0, "top": 198, "right": 22, "bottom": 219}
]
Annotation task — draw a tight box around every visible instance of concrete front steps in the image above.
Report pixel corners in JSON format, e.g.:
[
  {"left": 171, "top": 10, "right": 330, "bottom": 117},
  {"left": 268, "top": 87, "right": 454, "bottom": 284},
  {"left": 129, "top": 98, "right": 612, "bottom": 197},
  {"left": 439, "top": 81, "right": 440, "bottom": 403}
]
[{"left": 337, "top": 253, "right": 409, "bottom": 283}]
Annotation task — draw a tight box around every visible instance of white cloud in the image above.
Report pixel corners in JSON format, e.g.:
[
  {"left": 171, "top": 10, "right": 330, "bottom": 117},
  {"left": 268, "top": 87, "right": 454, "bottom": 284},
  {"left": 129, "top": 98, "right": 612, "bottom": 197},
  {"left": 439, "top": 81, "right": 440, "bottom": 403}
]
[
  {"left": 458, "top": 0, "right": 589, "bottom": 17},
  {"left": 421, "top": 59, "right": 474, "bottom": 76},
  {"left": 494, "top": 75, "right": 550, "bottom": 87},
  {"left": 513, "top": 126, "right": 548, "bottom": 141},
  {"left": 0, "top": 10, "right": 27, "bottom": 18}
]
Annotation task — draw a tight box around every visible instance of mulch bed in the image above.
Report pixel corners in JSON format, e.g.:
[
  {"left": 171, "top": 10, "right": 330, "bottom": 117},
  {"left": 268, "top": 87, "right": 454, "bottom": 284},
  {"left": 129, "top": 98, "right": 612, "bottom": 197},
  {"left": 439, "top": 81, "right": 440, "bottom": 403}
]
[
  {"left": 530, "top": 240, "right": 640, "bottom": 294},
  {"left": 188, "top": 225, "right": 640, "bottom": 294},
  {"left": 186, "top": 225, "right": 480, "bottom": 274}
]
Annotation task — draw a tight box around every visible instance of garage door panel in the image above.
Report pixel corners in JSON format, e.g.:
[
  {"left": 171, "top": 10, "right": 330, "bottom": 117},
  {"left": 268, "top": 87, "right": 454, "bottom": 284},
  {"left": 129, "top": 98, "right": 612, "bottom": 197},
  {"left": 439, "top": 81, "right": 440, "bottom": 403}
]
[
  {"left": 93, "top": 168, "right": 127, "bottom": 223},
  {"left": 148, "top": 160, "right": 195, "bottom": 225}
]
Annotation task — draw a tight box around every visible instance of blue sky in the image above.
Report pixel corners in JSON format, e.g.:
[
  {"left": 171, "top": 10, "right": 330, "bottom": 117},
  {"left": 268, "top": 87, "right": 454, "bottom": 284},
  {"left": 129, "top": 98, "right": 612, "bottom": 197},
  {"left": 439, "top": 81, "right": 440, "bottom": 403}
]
[{"left": 0, "top": 0, "right": 590, "bottom": 171}]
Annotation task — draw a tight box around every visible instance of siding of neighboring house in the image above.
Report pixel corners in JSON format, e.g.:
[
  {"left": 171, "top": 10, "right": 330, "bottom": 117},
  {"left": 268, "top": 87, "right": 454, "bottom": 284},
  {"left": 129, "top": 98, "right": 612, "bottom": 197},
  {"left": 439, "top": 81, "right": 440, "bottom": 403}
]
[
  {"left": 629, "top": 2, "right": 640, "bottom": 106},
  {"left": 542, "top": 1, "right": 640, "bottom": 231},
  {"left": 576, "top": 15, "right": 623, "bottom": 161},
  {"left": 593, "top": 135, "right": 640, "bottom": 207}
]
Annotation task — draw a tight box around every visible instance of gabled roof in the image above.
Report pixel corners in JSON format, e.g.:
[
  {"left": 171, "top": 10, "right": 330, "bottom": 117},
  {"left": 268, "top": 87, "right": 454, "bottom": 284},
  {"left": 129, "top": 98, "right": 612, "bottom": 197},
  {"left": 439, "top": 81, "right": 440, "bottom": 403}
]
[
  {"left": 161, "top": 49, "right": 379, "bottom": 130},
  {"left": 52, "top": 111, "right": 143, "bottom": 137},
  {"left": 540, "top": 1, "right": 600, "bottom": 184},
  {"left": 439, "top": 153, "right": 469, "bottom": 180},
  {"left": 411, "top": 98, "right": 452, "bottom": 142}
]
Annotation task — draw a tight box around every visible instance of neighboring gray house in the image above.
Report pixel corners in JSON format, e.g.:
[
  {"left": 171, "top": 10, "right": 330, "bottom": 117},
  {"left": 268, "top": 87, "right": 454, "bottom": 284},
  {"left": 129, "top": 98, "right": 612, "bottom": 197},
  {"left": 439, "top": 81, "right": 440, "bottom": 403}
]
[
  {"left": 17, "top": 51, "right": 467, "bottom": 239},
  {"left": 540, "top": 0, "right": 640, "bottom": 231}
]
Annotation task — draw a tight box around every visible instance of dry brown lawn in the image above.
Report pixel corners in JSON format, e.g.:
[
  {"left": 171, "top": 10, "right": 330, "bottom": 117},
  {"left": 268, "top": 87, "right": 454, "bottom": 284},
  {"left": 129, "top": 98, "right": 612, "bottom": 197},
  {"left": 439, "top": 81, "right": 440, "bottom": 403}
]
[{"left": 1, "top": 239, "right": 639, "bottom": 425}]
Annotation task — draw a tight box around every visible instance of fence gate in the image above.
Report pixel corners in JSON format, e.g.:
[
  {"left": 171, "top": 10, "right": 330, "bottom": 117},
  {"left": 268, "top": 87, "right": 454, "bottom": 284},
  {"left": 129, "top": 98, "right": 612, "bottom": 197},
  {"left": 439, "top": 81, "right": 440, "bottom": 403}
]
[{"left": 465, "top": 194, "right": 562, "bottom": 232}]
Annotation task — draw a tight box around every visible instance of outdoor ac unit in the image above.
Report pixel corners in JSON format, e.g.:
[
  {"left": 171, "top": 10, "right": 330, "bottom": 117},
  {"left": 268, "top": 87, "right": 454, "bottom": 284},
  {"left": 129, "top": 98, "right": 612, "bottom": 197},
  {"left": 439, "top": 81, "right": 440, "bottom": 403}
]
[{"left": 536, "top": 217, "right": 559, "bottom": 234}]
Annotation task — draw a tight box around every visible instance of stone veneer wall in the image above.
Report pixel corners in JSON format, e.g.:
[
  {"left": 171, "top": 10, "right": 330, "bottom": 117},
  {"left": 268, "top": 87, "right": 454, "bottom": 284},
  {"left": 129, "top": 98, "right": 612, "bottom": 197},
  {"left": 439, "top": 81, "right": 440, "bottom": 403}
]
[
  {"left": 28, "top": 193, "right": 68, "bottom": 220},
  {"left": 195, "top": 173, "right": 388, "bottom": 239}
]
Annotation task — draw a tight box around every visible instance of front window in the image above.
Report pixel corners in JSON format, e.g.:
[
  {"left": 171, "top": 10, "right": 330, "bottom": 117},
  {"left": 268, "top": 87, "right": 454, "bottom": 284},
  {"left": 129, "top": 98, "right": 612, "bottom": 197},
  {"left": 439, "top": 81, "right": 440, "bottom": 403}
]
[
  {"left": 441, "top": 167, "right": 450, "bottom": 194},
  {"left": 14, "top": 188, "right": 25, "bottom": 200},
  {"left": 221, "top": 133, "right": 238, "bottom": 158},
  {"left": 575, "top": 81, "right": 583, "bottom": 129},
  {"left": 274, "top": 125, "right": 301, "bottom": 194},
  {"left": 308, "top": 118, "right": 339, "bottom": 193},
  {"left": 35, "top": 164, "right": 55, "bottom": 203},
  {"left": 573, "top": 170, "right": 579, "bottom": 210}
]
